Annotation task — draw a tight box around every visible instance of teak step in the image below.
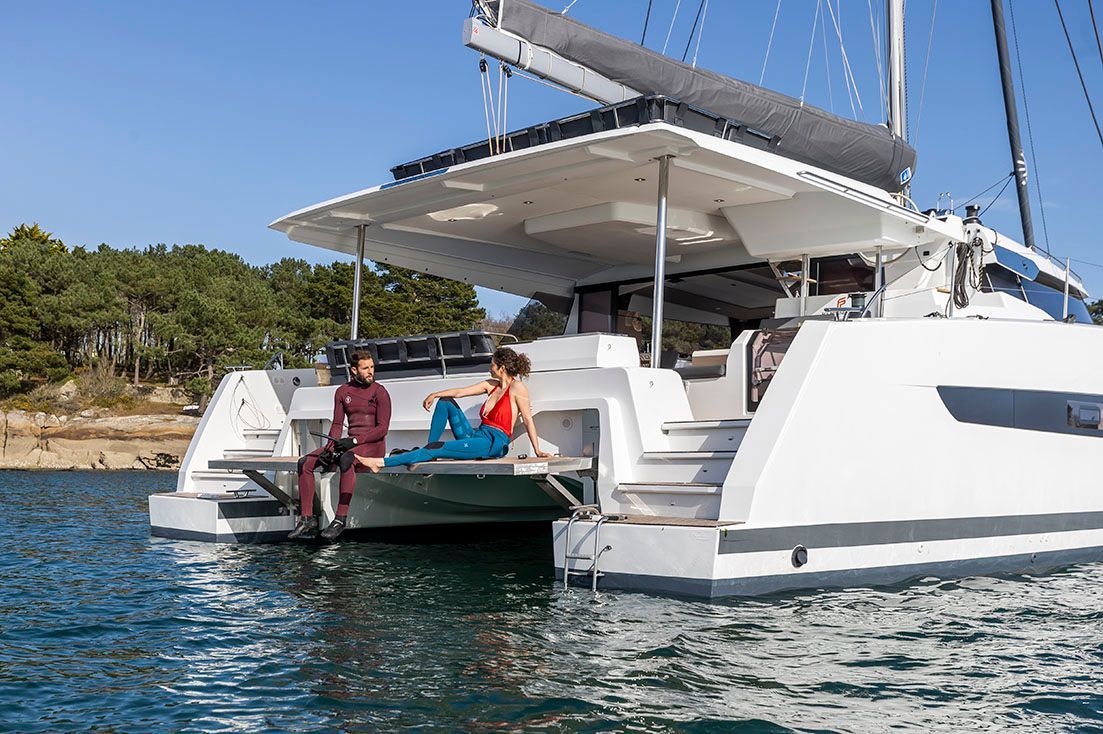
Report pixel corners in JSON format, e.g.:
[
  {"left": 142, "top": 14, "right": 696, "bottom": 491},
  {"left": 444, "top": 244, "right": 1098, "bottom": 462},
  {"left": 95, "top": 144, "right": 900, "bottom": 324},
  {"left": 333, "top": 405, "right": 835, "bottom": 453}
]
[{"left": 243, "top": 428, "right": 281, "bottom": 437}]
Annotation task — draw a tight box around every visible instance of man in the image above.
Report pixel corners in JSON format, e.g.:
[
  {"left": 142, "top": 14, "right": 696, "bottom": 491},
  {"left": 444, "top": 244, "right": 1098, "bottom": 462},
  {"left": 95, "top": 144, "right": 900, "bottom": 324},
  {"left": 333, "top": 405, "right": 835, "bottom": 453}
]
[{"left": 288, "top": 352, "right": 391, "bottom": 541}]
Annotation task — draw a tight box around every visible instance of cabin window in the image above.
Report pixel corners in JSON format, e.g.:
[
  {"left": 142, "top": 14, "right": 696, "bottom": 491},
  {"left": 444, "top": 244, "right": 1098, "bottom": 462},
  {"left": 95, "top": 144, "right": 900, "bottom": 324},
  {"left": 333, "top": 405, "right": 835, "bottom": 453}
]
[
  {"left": 812, "top": 255, "right": 875, "bottom": 295},
  {"left": 578, "top": 288, "right": 617, "bottom": 333},
  {"left": 982, "top": 266, "right": 1026, "bottom": 300},
  {"left": 982, "top": 266, "right": 1093, "bottom": 323},
  {"left": 571, "top": 265, "right": 783, "bottom": 361},
  {"left": 1021, "top": 278, "right": 1092, "bottom": 323},
  {"left": 505, "top": 293, "right": 571, "bottom": 341}
]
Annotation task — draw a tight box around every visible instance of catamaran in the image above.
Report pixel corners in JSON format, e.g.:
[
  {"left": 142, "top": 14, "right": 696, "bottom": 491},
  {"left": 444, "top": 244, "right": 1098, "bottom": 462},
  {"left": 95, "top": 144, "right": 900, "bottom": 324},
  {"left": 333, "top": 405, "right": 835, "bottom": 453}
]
[{"left": 149, "top": 0, "right": 1103, "bottom": 597}]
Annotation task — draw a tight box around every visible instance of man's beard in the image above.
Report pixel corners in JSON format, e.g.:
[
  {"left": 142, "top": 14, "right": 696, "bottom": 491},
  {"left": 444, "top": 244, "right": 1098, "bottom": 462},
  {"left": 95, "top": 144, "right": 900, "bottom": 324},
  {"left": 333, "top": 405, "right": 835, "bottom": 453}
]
[{"left": 352, "top": 373, "right": 373, "bottom": 386}]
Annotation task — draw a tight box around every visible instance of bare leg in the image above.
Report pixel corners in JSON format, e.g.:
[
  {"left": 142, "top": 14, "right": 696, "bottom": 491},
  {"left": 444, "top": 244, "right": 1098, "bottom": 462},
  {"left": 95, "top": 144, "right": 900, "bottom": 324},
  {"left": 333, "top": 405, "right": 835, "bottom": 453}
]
[{"left": 355, "top": 455, "right": 385, "bottom": 473}]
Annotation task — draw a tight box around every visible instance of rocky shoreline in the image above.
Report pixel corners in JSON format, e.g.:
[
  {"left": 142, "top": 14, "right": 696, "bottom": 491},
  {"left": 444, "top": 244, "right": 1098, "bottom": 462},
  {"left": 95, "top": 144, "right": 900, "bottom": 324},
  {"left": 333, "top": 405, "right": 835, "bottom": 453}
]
[{"left": 0, "top": 410, "right": 198, "bottom": 471}]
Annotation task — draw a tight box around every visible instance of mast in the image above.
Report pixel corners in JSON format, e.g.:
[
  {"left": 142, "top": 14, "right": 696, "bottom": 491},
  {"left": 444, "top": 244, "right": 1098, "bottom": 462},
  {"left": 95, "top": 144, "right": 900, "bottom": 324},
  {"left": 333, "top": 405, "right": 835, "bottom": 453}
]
[
  {"left": 887, "top": 0, "right": 907, "bottom": 142},
  {"left": 990, "top": 0, "right": 1036, "bottom": 249}
]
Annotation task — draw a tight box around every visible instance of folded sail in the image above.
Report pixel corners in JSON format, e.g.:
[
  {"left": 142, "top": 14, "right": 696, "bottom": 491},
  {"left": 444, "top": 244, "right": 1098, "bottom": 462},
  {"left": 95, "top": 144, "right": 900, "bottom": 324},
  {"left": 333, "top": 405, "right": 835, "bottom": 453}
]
[{"left": 486, "top": 0, "right": 916, "bottom": 192}]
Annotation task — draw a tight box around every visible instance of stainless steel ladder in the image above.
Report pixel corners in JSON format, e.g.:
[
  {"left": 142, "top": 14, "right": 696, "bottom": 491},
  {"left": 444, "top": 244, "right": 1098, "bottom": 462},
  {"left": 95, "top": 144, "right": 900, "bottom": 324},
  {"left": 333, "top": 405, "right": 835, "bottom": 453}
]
[{"left": 562, "top": 505, "right": 612, "bottom": 591}]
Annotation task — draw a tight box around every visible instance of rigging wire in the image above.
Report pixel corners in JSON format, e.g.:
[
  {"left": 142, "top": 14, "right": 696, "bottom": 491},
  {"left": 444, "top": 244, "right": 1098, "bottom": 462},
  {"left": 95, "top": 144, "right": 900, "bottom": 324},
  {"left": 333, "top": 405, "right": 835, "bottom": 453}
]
[
  {"left": 662, "top": 0, "right": 683, "bottom": 54},
  {"left": 561, "top": 0, "right": 581, "bottom": 14},
  {"left": 956, "top": 172, "right": 1014, "bottom": 211},
  {"left": 979, "top": 175, "right": 1016, "bottom": 217},
  {"left": 641, "top": 0, "right": 654, "bottom": 45},
  {"left": 478, "top": 58, "right": 496, "bottom": 154},
  {"left": 499, "top": 64, "right": 512, "bottom": 153},
  {"left": 690, "top": 0, "right": 709, "bottom": 66},
  {"left": 1054, "top": 0, "right": 1103, "bottom": 149},
  {"left": 760, "top": 0, "right": 784, "bottom": 84},
  {"left": 912, "top": 0, "right": 938, "bottom": 147},
  {"left": 824, "top": 0, "right": 864, "bottom": 117},
  {"left": 867, "top": 0, "right": 888, "bottom": 120},
  {"left": 1090, "top": 0, "right": 1103, "bottom": 69},
  {"left": 800, "top": 0, "right": 824, "bottom": 104},
  {"left": 681, "top": 0, "right": 707, "bottom": 62},
  {"left": 1007, "top": 0, "right": 1051, "bottom": 253}
]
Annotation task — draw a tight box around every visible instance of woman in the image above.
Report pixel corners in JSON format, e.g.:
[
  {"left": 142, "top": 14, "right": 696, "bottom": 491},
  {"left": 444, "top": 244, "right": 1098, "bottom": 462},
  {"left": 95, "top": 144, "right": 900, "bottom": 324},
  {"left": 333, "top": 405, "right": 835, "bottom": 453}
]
[{"left": 356, "top": 346, "right": 552, "bottom": 473}]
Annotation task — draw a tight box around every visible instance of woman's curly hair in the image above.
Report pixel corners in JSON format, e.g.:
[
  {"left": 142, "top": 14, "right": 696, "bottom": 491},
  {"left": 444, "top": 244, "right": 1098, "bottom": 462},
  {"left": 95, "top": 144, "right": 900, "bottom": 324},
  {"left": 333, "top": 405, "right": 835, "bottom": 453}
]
[{"left": 492, "top": 346, "right": 531, "bottom": 379}]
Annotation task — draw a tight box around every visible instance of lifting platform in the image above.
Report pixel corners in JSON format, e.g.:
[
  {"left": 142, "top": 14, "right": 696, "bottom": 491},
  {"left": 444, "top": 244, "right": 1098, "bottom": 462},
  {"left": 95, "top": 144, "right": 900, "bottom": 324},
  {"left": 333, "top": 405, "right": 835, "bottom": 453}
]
[{"left": 206, "top": 455, "right": 596, "bottom": 513}]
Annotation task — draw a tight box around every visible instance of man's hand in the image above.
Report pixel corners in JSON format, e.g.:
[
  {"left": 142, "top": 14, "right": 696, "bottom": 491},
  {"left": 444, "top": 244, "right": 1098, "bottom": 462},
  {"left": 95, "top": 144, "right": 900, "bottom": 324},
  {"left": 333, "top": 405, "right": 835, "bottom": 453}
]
[
  {"left": 333, "top": 437, "right": 356, "bottom": 452},
  {"left": 534, "top": 449, "right": 554, "bottom": 458}
]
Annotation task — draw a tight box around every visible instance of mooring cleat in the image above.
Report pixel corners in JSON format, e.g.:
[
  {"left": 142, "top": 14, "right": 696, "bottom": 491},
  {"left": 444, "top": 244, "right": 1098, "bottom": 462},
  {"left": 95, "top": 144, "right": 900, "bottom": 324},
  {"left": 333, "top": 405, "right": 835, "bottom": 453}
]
[
  {"left": 287, "top": 515, "right": 319, "bottom": 540},
  {"left": 320, "top": 516, "right": 347, "bottom": 541}
]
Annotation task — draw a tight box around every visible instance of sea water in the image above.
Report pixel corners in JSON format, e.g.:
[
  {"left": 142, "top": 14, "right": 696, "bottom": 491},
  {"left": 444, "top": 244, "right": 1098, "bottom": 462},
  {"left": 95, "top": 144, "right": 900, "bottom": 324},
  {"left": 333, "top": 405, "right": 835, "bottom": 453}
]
[{"left": 1, "top": 471, "right": 1102, "bottom": 732}]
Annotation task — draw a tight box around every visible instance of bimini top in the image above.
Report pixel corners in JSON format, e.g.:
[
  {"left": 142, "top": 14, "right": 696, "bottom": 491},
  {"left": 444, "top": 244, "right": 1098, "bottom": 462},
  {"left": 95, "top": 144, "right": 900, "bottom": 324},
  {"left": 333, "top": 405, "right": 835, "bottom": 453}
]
[{"left": 270, "top": 118, "right": 962, "bottom": 301}]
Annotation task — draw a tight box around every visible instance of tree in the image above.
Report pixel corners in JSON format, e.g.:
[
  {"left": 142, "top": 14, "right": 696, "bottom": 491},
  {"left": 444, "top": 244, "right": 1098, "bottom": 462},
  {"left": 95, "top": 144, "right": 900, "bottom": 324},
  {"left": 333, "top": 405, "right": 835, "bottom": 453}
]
[
  {"left": 0, "top": 223, "right": 66, "bottom": 252},
  {"left": 1090, "top": 299, "right": 1103, "bottom": 325}
]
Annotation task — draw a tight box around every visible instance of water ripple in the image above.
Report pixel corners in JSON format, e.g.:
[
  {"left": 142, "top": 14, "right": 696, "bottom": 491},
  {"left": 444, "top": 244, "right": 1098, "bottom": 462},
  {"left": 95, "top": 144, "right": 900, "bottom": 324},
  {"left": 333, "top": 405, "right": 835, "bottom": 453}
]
[{"left": 3, "top": 471, "right": 1103, "bottom": 732}]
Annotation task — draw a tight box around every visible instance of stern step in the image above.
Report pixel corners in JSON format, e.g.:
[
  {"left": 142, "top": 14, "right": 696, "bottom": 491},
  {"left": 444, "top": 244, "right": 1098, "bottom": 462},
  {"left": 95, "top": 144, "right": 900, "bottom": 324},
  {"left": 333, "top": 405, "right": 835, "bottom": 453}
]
[
  {"left": 618, "top": 482, "right": 722, "bottom": 496},
  {"left": 222, "top": 448, "right": 276, "bottom": 459},
  {"left": 661, "top": 419, "right": 750, "bottom": 432},
  {"left": 642, "top": 450, "right": 737, "bottom": 460}
]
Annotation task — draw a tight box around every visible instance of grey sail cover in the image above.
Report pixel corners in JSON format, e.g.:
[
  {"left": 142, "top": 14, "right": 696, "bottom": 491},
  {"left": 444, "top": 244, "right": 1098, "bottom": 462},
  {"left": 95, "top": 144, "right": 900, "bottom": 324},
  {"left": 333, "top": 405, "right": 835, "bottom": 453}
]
[{"left": 487, "top": 0, "right": 916, "bottom": 192}]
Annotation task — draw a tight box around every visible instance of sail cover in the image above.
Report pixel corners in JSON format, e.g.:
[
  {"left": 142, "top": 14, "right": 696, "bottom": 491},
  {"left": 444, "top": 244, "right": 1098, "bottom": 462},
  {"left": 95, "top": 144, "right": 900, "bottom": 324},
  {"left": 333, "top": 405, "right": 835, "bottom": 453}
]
[{"left": 485, "top": 0, "right": 916, "bottom": 192}]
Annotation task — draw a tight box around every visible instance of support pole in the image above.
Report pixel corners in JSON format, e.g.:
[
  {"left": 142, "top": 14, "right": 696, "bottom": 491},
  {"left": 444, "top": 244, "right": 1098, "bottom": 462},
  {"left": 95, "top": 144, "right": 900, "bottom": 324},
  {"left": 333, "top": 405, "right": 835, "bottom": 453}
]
[
  {"left": 351, "top": 225, "right": 366, "bottom": 340},
  {"left": 990, "top": 0, "right": 1036, "bottom": 249},
  {"left": 650, "top": 155, "right": 671, "bottom": 368},
  {"left": 1063, "top": 257, "right": 1071, "bottom": 320},
  {"left": 799, "top": 253, "right": 810, "bottom": 317},
  {"left": 874, "top": 246, "right": 884, "bottom": 317},
  {"left": 946, "top": 244, "right": 957, "bottom": 318}
]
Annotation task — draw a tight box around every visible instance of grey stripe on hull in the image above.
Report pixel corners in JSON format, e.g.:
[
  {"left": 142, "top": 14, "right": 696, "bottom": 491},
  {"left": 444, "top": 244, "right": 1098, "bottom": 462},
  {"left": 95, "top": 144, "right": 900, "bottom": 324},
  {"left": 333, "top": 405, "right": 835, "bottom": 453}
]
[
  {"left": 937, "top": 385, "right": 1103, "bottom": 438},
  {"left": 150, "top": 526, "right": 290, "bottom": 543},
  {"left": 719, "top": 511, "right": 1103, "bottom": 554},
  {"left": 569, "top": 544, "right": 1103, "bottom": 599},
  {"left": 217, "top": 500, "right": 287, "bottom": 520}
]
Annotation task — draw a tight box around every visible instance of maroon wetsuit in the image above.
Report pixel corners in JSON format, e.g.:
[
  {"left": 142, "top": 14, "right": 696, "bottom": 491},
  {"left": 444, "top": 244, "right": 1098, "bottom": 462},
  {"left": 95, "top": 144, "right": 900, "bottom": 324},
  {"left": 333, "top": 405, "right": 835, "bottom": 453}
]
[{"left": 297, "top": 379, "right": 391, "bottom": 518}]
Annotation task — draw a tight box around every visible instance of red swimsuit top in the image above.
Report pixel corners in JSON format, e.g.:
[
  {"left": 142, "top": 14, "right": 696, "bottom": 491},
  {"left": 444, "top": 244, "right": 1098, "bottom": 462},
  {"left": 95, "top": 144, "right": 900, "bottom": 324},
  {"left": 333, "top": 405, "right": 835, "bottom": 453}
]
[{"left": 479, "top": 381, "right": 514, "bottom": 437}]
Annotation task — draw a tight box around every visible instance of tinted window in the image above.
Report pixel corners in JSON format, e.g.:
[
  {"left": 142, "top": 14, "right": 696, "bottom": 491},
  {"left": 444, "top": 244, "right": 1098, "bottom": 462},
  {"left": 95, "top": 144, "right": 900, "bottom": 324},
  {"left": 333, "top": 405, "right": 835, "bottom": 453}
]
[
  {"left": 982, "top": 266, "right": 1025, "bottom": 300},
  {"left": 1021, "top": 278, "right": 1093, "bottom": 323}
]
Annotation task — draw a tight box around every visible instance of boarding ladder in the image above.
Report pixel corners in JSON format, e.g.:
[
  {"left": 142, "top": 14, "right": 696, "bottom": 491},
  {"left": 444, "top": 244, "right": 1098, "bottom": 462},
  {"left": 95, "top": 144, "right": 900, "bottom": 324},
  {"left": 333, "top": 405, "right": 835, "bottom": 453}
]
[{"left": 562, "top": 505, "right": 614, "bottom": 591}]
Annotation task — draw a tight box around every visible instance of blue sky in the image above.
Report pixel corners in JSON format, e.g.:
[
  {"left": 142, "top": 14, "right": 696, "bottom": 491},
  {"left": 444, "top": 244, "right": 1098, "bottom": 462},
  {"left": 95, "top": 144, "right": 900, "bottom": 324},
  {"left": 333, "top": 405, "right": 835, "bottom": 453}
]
[{"left": 3, "top": 0, "right": 1102, "bottom": 315}]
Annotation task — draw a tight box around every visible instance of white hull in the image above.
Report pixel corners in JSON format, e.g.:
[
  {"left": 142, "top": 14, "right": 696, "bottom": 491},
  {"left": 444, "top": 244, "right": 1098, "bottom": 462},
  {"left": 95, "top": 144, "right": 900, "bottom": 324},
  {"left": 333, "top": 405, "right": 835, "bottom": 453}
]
[{"left": 555, "top": 516, "right": 1103, "bottom": 597}]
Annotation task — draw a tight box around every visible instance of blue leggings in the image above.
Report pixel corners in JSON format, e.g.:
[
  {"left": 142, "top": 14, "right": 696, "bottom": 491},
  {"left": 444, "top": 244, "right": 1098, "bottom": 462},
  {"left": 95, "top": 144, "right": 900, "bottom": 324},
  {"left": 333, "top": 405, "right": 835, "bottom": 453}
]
[{"left": 384, "top": 398, "right": 510, "bottom": 467}]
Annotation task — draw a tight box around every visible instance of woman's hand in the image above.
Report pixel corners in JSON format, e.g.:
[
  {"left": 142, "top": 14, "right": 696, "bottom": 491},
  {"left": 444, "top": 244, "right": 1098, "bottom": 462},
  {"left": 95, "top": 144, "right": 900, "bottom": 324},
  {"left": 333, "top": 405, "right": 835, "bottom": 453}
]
[
  {"left": 534, "top": 449, "right": 554, "bottom": 458},
  {"left": 422, "top": 393, "right": 437, "bottom": 412}
]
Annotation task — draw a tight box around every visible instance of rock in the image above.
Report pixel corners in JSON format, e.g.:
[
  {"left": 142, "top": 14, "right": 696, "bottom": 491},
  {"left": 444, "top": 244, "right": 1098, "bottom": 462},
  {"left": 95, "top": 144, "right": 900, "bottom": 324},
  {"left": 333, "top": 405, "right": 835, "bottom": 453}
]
[
  {"left": 79, "top": 409, "right": 96, "bottom": 418},
  {"left": 0, "top": 411, "right": 196, "bottom": 471},
  {"left": 57, "top": 380, "right": 78, "bottom": 402}
]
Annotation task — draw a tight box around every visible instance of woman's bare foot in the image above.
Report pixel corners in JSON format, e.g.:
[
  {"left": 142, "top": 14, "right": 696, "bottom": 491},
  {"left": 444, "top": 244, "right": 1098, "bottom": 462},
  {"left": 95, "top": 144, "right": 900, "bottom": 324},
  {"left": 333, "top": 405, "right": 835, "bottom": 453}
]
[{"left": 355, "top": 455, "right": 385, "bottom": 473}]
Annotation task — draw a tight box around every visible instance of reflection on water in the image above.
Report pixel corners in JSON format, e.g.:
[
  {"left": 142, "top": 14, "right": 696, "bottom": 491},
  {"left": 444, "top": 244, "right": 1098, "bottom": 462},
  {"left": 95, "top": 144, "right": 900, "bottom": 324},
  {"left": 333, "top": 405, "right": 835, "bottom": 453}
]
[{"left": 2, "top": 471, "right": 1103, "bottom": 732}]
